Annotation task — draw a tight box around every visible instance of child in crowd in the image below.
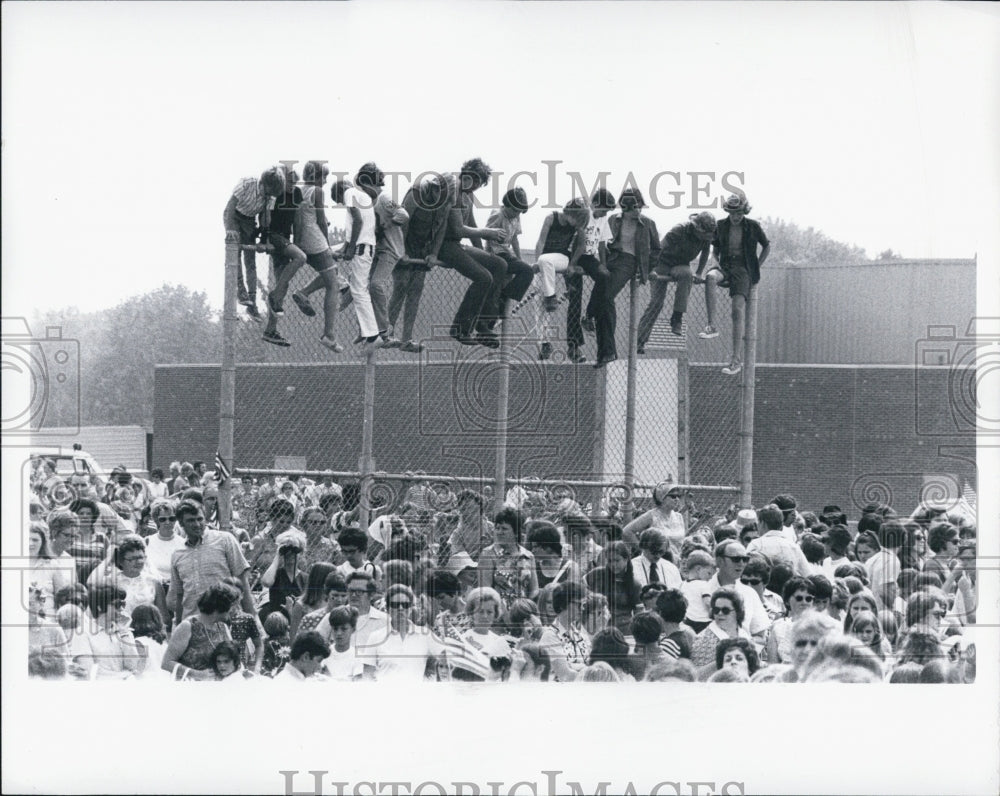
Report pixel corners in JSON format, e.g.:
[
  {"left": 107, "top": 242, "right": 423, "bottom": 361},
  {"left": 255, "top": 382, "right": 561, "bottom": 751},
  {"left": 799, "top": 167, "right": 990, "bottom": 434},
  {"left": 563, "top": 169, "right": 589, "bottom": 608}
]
[
  {"left": 680, "top": 549, "right": 715, "bottom": 633},
  {"left": 260, "top": 612, "right": 291, "bottom": 677}
]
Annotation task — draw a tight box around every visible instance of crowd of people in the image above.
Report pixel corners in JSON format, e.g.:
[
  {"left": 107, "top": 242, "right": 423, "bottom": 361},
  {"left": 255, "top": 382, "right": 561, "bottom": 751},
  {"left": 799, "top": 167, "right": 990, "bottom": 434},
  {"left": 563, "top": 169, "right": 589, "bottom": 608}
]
[
  {"left": 26, "top": 459, "right": 978, "bottom": 684},
  {"left": 225, "top": 159, "right": 767, "bottom": 374}
]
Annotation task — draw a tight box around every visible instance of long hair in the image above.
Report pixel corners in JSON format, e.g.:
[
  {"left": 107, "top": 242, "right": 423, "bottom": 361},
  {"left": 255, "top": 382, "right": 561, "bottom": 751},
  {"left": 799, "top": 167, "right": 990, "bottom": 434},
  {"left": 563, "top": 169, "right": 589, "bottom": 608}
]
[
  {"left": 29, "top": 522, "right": 55, "bottom": 560},
  {"left": 303, "top": 563, "right": 337, "bottom": 609}
]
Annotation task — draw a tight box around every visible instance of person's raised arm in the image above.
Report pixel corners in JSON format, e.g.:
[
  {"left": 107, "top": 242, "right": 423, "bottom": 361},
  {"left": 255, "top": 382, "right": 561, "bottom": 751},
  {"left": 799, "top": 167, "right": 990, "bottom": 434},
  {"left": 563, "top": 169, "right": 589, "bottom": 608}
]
[
  {"left": 260, "top": 550, "right": 282, "bottom": 589},
  {"left": 223, "top": 195, "right": 240, "bottom": 240},
  {"left": 623, "top": 509, "right": 653, "bottom": 540}
]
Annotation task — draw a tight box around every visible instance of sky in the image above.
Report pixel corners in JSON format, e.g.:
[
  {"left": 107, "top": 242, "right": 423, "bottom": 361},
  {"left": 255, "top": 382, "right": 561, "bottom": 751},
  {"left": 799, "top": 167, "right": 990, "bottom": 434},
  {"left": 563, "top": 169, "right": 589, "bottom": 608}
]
[{"left": 2, "top": 1, "right": 998, "bottom": 317}]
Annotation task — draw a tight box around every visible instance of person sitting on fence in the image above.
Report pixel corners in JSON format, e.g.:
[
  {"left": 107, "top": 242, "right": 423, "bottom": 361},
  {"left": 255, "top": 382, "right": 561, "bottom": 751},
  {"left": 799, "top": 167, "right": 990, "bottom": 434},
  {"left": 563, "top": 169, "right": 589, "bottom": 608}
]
[
  {"left": 437, "top": 160, "right": 509, "bottom": 348},
  {"left": 346, "top": 162, "right": 410, "bottom": 349},
  {"left": 588, "top": 187, "right": 661, "bottom": 369},
  {"left": 386, "top": 173, "right": 452, "bottom": 354},
  {"left": 636, "top": 211, "right": 716, "bottom": 351},
  {"left": 532, "top": 197, "right": 590, "bottom": 361},
  {"left": 223, "top": 166, "right": 286, "bottom": 321},
  {"left": 484, "top": 187, "right": 535, "bottom": 332},
  {"left": 702, "top": 191, "right": 770, "bottom": 376},
  {"left": 261, "top": 167, "right": 307, "bottom": 347},
  {"left": 286, "top": 160, "right": 344, "bottom": 352},
  {"left": 571, "top": 188, "right": 616, "bottom": 364}
]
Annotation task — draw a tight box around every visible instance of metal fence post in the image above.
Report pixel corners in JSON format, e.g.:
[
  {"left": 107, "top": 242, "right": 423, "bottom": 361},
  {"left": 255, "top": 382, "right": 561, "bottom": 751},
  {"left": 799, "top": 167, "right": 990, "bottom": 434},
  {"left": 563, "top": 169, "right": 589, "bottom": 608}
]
[
  {"left": 358, "top": 348, "right": 377, "bottom": 530},
  {"left": 494, "top": 303, "right": 510, "bottom": 517},
  {"left": 623, "top": 275, "right": 639, "bottom": 523},
  {"left": 218, "top": 240, "right": 239, "bottom": 531},
  {"left": 739, "top": 286, "right": 758, "bottom": 507}
]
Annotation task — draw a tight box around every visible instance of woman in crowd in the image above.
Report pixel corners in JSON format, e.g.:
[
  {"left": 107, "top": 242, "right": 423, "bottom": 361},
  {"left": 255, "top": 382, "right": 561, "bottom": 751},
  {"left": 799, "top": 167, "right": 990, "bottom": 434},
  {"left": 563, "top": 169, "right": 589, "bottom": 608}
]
[
  {"left": 131, "top": 604, "right": 169, "bottom": 679},
  {"left": 852, "top": 530, "right": 880, "bottom": 566},
  {"left": 904, "top": 588, "right": 950, "bottom": 638},
  {"left": 588, "top": 627, "right": 639, "bottom": 681},
  {"left": 144, "top": 498, "right": 186, "bottom": 587},
  {"left": 461, "top": 587, "right": 513, "bottom": 682},
  {"left": 776, "top": 612, "right": 839, "bottom": 682},
  {"left": 623, "top": 483, "right": 687, "bottom": 560},
  {"left": 70, "top": 584, "right": 144, "bottom": 679},
  {"left": 899, "top": 521, "right": 927, "bottom": 571},
  {"left": 799, "top": 632, "right": 884, "bottom": 682},
  {"left": 581, "top": 593, "right": 611, "bottom": 637},
  {"left": 221, "top": 575, "right": 264, "bottom": 672},
  {"left": 714, "top": 637, "right": 760, "bottom": 681},
  {"left": 287, "top": 562, "right": 336, "bottom": 638},
  {"left": 29, "top": 522, "right": 71, "bottom": 617},
  {"left": 584, "top": 541, "right": 640, "bottom": 635},
  {"left": 527, "top": 521, "right": 579, "bottom": 592},
  {"left": 690, "top": 587, "right": 752, "bottom": 668},
  {"left": 764, "top": 576, "right": 816, "bottom": 665},
  {"left": 162, "top": 583, "right": 239, "bottom": 680},
  {"left": 259, "top": 528, "right": 309, "bottom": 623},
  {"left": 298, "top": 507, "right": 343, "bottom": 573},
  {"left": 210, "top": 641, "right": 255, "bottom": 681},
  {"left": 90, "top": 534, "right": 168, "bottom": 621},
  {"left": 67, "top": 499, "right": 109, "bottom": 584},
  {"left": 849, "top": 613, "right": 892, "bottom": 661},
  {"left": 537, "top": 580, "right": 590, "bottom": 681},
  {"left": 478, "top": 507, "right": 537, "bottom": 605},
  {"left": 563, "top": 514, "right": 603, "bottom": 573},
  {"left": 842, "top": 591, "right": 880, "bottom": 635}
]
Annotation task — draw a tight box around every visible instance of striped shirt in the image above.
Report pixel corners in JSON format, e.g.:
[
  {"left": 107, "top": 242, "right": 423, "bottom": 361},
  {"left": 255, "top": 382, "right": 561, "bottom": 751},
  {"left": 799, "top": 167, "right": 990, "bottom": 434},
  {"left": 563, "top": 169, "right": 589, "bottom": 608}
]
[{"left": 232, "top": 177, "right": 276, "bottom": 217}]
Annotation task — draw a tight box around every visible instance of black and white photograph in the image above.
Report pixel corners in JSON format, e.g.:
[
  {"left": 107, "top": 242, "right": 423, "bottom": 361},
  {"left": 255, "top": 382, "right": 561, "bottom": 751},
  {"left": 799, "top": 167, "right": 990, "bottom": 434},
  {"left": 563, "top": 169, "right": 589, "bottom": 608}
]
[{"left": 2, "top": 2, "right": 998, "bottom": 794}]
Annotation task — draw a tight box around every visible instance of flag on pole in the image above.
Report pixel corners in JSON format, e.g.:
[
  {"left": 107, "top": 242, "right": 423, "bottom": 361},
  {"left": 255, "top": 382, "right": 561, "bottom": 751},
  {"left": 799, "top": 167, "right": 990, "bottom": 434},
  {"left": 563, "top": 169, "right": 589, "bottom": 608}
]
[
  {"left": 214, "top": 451, "right": 230, "bottom": 485},
  {"left": 959, "top": 480, "right": 977, "bottom": 515}
]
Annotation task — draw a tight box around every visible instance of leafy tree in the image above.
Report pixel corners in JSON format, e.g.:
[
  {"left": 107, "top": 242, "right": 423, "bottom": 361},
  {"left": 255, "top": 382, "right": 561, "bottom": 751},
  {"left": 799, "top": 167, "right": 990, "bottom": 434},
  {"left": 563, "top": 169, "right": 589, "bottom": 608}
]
[
  {"left": 32, "top": 285, "right": 221, "bottom": 427},
  {"left": 877, "top": 248, "right": 903, "bottom": 260},
  {"left": 761, "top": 217, "right": 868, "bottom": 265}
]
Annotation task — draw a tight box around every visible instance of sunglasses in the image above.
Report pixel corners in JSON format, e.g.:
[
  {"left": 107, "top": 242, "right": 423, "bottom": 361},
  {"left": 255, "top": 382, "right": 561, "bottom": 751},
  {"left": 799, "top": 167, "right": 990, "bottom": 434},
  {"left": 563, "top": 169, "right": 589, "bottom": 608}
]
[
  {"left": 713, "top": 606, "right": 734, "bottom": 616},
  {"left": 740, "top": 577, "right": 762, "bottom": 586},
  {"left": 795, "top": 638, "right": 819, "bottom": 649},
  {"left": 792, "top": 594, "right": 814, "bottom": 603},
  {"left": 388, "top": 601, "right": 412, "bottom": 609},
  {"left": 157, "top": 515, "right": 176, "bottom": 522},
  {"left": 726, "top": 555, "right": 750, "bottom": 564}
]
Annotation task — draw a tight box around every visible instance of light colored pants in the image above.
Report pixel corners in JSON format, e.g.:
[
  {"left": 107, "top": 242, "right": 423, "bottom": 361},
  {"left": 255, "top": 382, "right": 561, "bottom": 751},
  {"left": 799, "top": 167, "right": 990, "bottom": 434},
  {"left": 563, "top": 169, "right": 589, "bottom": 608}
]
[
  {"left": 345, "top": 249, "right": 379, "bottom": 337},
  {"left": 535, "top": 253, "right": 569, "bottom": 343}
]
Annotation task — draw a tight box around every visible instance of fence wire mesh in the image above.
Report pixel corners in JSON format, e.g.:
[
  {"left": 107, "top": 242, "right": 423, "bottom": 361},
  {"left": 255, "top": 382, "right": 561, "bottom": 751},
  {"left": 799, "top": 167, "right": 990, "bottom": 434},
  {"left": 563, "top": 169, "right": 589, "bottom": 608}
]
[{"left": 227, "top": 205, "right": 742, "bottom": 524}]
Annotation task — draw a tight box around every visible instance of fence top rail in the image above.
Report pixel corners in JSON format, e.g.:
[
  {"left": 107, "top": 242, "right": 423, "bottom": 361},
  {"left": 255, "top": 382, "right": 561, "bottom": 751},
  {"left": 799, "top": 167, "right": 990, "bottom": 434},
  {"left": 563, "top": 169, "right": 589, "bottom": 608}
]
[{"left": 232, "top": 468, "right": 738, "bottom": 492}]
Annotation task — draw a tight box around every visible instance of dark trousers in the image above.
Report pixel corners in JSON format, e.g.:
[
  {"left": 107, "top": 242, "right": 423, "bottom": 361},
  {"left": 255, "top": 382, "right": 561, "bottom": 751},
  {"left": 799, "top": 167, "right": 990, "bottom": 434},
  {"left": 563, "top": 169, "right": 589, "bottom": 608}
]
[
  {"left": 589, "top": 251, "right": 635, "bottom": 361},
  {"left": 637, "top": 264, "right": 693, "bottom": 346},
  {"left": 235, "top": 213, "right": 258, "bottom": 300},
  {"left": 438, "top": 241, "right": 507, "bottom": 333},
  {"left": 486, "top": 251, "right": 535, "bottom": 326},
  {"left": 566, "top": 254, "right": 604, "bottom": 349},
  {"left": 388, "top": 262, "right": 428, "bottom": 342}
]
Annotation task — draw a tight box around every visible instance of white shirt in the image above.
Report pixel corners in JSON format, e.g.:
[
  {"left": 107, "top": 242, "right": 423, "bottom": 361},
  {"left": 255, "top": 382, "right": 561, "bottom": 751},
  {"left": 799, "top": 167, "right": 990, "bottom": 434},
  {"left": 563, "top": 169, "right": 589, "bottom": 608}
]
[
  {"left": 353, "top": 608, "right": 390, "bottom": 652},
  {"left": 368, "top": 623, "right": 442, "bottom": 681},
  {"left": 584, "top": 212, "right": 612, "bottom": 256},
  {"left": 630, "top": 555, "right": 682, "bottom": 589},
  {"left": 680, "top": 579, "right": 712, "bottom": 622},
  {"left": 147, "top": 482, "right": 168, "bottom": 500},
  {"left": 145, "top": 533, "right": 187, "bottom": 583},
  {"left": 325, "top": 646, "right": 364, "bottom": 681},
  {"left": 747, "top": 531, "right": 812, "bottom": 577},
  {"left": 344, "top": 186, "right": 377, "bottom": 247},
  {"left": 705, "top": 574, "right": 771, "bottom": 636}
]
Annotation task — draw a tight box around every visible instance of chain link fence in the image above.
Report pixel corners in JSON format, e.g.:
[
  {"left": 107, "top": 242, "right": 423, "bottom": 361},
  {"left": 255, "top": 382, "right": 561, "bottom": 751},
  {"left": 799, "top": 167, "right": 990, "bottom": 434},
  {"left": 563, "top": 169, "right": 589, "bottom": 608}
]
[{"left": 224, "top": 213, "right": 744, "bottom": 523}]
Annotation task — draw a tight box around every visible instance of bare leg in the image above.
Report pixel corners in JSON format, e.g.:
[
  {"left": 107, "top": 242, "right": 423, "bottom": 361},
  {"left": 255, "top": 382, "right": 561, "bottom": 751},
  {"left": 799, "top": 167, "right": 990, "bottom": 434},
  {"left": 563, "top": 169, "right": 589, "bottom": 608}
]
[
  {"left": 321, "top": 268, "right": 339, "bottom": 340},
  {"left": 730, "top": 294, "right": 746, "bottom": 364},
  {"left": 704, "top": 270, "right": 721, "bottom": 327}
]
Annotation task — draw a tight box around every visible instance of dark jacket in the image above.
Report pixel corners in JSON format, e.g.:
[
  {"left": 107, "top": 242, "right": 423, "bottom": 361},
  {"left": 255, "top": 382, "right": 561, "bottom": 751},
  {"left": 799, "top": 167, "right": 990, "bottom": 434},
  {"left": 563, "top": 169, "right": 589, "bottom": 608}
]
[
  {"left": 608, "top": 212, "right": 661, "bottom": 282},
  {"left": 712, "top": 217, "right": 769, "bottom": 285},
  {"left": 658, "top": 222, "right": 711, "bottom": 268}
]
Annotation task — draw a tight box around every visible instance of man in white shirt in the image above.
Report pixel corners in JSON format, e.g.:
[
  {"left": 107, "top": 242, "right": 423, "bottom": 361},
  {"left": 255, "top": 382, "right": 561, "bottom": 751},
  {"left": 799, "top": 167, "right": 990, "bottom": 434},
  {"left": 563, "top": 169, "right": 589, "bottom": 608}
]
[
  {"left": 771, "top": 494, "right": 800, "bottom": 543},
  {"left": 331, "top": 177, "right": 380, "bottom": 352},
  {"left": 747, "top": 505, "right": 812, "bottom": 577},
  {"left": 705, "top": 540, "right": 770, "bottom": 641},
  {"left": 369, "top": 585, "right": 442, "bottom": 681},
  {"left": 275, "top": 631, "right": 330, "bottom": 681},
  {"left": 631, "top": 529, "right": 682, "bottom": 593},
  {"left": 345, "top": 572, "right": 389, "bottom": 652}
]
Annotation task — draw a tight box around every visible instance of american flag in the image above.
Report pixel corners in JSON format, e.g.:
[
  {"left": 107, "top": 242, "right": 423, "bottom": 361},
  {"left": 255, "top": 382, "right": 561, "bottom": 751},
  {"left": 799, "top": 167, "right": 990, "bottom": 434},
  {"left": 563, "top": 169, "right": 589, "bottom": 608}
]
[
  {"left": 960, "top": 480, "right": 977, "bottom": 514},
  {"left": 214, "top": 451, "right": 231, "bottom": 485}
]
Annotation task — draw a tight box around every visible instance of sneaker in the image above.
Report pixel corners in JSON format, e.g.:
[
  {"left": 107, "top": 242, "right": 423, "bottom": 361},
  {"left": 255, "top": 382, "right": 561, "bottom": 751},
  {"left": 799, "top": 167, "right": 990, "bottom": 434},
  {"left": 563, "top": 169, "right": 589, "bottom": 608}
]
[
  {"left": 400, "top": 340, "right": 424, "bottom": 353},
  {"left": 244, "top": 303, "right": 262, "bottom": 322},
  {"left": 543, "top": 295, "right": 559, "bottom": 313},
  {"left": 637, "top": 344, "right": 646, "bottom": 355},
  {"left": 581, "top": 317, "right": 596, "bottom": 333},
  {"left": 722, "top": 361, "right": 743, "bottom": 376},
  {"left": 538, "top": 342, "right": 552, "bottom": 361},
  {"left": 698, "top": 325, "right": 719, "bottom": 339},
  {"left": 670, "top": 314, "right": 683, "bottom": 336},
  {"left": 262, "top": 330, "right": 291, "bottom": 347},
  {"left": 292, "top": 292, "right": 316, "bottom": 317},
  {"left": 361, "top": 337, "right": 384, "bottom": 355},
  {"left": 266, "top": 291, "right": 284, "bottom": 316},
  {"left": 319, "top": 335, "right": 344, "bottom": 353},
  {"left": 381, "top": 336, "right": 403, "bottom": 349},
  {"left": 567, "top": 347, "right": 586, "bottom": 364}
]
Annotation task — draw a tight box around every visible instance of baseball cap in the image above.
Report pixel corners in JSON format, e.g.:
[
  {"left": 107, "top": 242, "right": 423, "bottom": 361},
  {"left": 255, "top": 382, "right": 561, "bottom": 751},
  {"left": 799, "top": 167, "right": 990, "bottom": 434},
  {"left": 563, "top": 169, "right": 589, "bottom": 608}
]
[{"left": 735, "top": 509, "right": 757, "bottom": 528}]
